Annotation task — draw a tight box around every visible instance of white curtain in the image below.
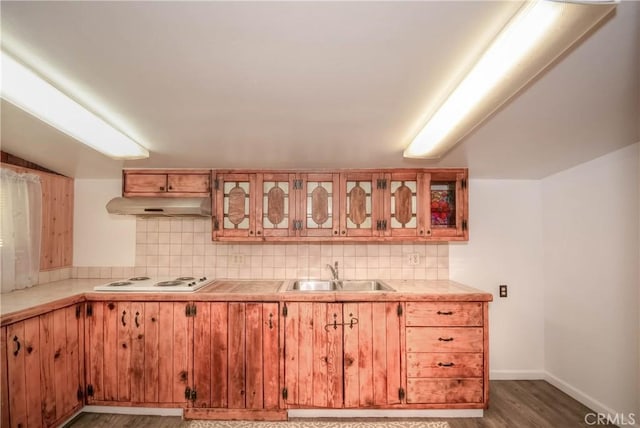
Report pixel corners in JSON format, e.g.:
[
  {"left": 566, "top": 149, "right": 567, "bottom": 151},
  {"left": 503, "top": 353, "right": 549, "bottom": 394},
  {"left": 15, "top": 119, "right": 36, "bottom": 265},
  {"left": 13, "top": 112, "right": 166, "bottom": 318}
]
[{"left": 0, "top": 168, "right": 42, "bottom": 292}]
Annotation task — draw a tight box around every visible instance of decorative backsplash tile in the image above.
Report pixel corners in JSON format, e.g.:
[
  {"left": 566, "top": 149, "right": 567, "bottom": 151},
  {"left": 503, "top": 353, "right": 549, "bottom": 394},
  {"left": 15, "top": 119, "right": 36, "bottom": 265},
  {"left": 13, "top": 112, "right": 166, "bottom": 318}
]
[{"left": 74, "top": 218, "right": 449, "bottom": 280}]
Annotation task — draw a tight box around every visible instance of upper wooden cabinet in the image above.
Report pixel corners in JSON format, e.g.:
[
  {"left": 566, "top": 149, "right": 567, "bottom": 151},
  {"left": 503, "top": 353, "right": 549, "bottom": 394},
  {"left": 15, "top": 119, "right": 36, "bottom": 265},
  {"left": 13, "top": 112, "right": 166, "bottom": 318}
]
[
  {"left": 123, "top": 169, "right": 211, "bottom": 197},
  {"left": 212, "top": 168, "right": 467, "bottom": 242}
]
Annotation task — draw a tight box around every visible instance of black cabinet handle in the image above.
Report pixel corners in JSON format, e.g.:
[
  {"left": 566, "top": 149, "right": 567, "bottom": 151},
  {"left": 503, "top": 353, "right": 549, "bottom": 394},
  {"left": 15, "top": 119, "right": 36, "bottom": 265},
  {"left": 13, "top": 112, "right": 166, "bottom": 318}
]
[
  {"left": 438, "top": 362, "right": 455, "bottom": 367},
  {"left": 438, "top": 337, "right": 454, "bottom": 342},
  {"left": 159, "top": 186, "right": 165, "bottom": 191},
  {"left": 437, "top": 311, "right": 454, "bottom": 315},
  {"left": 121, "top": 310, "right": 127, "bottom": 327},
  {"left": 12, "top": 336, "right": 20, "bottom": 356},
  {"left": 135, "top": 312, "right": 140, "bottom": 328},
  {"left": 268, "top": 313, "right": 273, "bottom": 330}
]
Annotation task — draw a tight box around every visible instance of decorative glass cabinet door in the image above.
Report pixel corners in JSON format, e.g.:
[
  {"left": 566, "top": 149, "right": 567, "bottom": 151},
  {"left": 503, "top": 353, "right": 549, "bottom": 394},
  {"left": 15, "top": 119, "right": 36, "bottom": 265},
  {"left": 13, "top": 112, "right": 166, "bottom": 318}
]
[
  {"left": 215, "top": 173, "right": 256, "bottom": 238},
  {"left": 255, "top": 173, "right": 297, "bottom": 238},
  {"left": 298, "top": 173, "right": 340, "bottom": 238},
  {"left": 426, "top": 170, "right": 468, "bottom": 239},
  {"left": 339, "top": 173, "right": 379, "bottom": 238},
  {"left": 380, "top": 171, "right": 428, "bottom": 238}
]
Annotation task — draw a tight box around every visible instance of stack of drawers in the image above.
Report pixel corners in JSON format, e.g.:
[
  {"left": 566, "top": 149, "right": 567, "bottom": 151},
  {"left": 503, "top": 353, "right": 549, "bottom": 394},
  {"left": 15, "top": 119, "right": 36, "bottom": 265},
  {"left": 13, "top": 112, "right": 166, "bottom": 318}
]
[{"left": 405, "top": 302, "right": 485, "bottom": 404}]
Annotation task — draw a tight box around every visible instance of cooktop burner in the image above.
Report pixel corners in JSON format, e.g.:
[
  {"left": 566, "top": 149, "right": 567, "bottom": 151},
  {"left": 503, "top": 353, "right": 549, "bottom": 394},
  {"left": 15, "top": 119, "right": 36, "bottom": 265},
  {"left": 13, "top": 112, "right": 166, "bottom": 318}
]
[
  {"left": 93, "top": 276, "right": 214, "bottom": 292},
  {"left": 156, "top": 280, "right": 184, "bottom": 287},
  {"left": 108, "top": 281, "right": 133, "bottom": 286}
]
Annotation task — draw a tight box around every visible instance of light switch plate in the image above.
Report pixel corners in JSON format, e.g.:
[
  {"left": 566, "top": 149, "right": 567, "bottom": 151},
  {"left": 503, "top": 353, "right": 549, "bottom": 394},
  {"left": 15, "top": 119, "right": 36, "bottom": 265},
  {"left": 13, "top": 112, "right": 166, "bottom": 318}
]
[{"left": 499, "top": 284, "right": 508, "bottom": 298}]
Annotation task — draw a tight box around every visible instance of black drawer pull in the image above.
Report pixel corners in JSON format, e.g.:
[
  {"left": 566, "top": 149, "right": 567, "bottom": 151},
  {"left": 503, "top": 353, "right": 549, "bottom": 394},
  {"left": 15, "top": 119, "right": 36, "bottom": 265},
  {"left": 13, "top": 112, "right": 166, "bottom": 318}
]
[
  {"left": 135, "top": 312, "right": 140, "bottom": 328},
  {"left": 12, "top": 336, "right": 20, "bottom": 356},
  {"left": 438, "top": 362, "right": 455, "bottom": 367},
  {"left": 438, "top": 337, "right": 454, "bottom": 342},
  {"left": 437, "top": 311, "right": 453, "bottom": 315},
  {"left": 121, "top": 310, "right": 127, "bottom": 327}
]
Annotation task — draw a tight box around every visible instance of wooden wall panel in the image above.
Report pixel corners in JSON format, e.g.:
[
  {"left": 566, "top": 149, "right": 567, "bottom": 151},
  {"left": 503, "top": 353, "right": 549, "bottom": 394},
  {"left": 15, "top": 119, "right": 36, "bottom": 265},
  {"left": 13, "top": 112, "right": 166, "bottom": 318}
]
[{"left": 1, "top": 163, "right": 74, "bottom": 271}]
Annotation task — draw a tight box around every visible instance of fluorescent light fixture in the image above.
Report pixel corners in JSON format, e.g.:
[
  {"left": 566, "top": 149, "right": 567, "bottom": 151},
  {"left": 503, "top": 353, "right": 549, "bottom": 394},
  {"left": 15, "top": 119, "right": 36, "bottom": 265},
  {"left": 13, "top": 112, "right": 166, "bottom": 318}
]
[
  {"left": 404, "top": 0, "right": 617, "bottom": 159},
  {"left": 1, "top": 51, "right": 149, "bottom": 160}
]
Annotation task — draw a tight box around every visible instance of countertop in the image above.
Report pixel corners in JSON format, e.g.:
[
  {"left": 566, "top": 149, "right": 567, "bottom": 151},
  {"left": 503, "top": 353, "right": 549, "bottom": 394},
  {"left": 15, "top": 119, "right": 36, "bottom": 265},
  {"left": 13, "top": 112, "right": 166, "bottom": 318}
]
[{"left": 1, "top": 278, "right": 492, "bottom": 326}]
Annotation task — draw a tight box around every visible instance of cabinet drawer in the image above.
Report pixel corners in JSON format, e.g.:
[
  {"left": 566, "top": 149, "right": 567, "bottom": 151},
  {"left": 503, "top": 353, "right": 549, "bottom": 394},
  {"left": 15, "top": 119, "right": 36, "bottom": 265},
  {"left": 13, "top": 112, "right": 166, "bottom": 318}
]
[
  {"left": 406, "top": 378, "right": 483, "bottom": 404},
  {"left": 406, "top": 302, "right": 482, "bottom": 326},
  {"left": 407, "top": 353, "right": 483, "bottom": 378},
  {"left": 406, "top": 327, "right": 483, "bottom": 353},
  {"left": 124, "top": 174, "right": 168, "bottom": 193},
  {"left": 167, "top": 174, "right": 210, "bottom": 193}
]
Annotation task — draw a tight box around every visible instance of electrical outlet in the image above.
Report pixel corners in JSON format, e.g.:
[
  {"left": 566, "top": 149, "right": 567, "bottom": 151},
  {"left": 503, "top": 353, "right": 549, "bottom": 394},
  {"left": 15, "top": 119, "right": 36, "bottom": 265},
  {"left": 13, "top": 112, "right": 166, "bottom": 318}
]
[
  {"left": 499, "top": 284, "right": 508, "bottom": 298},
  {"left": 407, "top": 253, "right": 420, "bottom": 266},
  {"left": 229, "top": 254, "right": 245, "bottom": 266}
]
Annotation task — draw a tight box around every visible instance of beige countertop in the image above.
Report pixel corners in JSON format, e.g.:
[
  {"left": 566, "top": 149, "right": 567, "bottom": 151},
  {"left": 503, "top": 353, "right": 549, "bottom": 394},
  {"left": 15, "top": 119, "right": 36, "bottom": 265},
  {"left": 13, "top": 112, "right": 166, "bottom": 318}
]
[{"left": 1, "top": 277, "right": 492, "bottom": 326}]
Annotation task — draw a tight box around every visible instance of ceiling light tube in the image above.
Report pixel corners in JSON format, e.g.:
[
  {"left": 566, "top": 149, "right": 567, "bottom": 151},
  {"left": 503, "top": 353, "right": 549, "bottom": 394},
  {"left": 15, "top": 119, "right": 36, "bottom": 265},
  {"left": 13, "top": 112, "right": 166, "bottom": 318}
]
[
  {"left": 404, "top": 0, "right": 617, "bottom": 159},
  {"left": 1, "top": 51, "right": 149, "bottom": 160}
]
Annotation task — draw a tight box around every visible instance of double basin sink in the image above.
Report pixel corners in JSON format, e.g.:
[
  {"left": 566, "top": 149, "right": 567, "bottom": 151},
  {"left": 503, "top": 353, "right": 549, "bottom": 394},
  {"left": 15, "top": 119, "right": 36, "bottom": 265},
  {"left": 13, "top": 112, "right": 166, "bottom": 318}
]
[{"left": 286, "top": 279, "right": 394, "bottom": 292}]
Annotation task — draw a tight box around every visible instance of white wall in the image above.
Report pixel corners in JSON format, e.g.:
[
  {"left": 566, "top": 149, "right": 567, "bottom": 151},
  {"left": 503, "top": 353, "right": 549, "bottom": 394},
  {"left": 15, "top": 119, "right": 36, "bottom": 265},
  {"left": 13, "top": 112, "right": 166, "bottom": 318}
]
[
  {"left": 73, "top": 179, "right": 136, "bottom": 266},
  {"left": 450, "top": 179, "right": 545, "bottom": 379},
  {"left": 542, "top": 143, "right": 639, "bottom": 418}
]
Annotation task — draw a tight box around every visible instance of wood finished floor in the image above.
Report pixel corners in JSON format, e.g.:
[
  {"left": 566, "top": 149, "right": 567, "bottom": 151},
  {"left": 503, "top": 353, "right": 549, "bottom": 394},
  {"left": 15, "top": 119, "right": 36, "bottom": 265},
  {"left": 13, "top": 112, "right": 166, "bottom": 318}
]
[{"left": 65, "top": 380, "right": 615, "bottom": 428}]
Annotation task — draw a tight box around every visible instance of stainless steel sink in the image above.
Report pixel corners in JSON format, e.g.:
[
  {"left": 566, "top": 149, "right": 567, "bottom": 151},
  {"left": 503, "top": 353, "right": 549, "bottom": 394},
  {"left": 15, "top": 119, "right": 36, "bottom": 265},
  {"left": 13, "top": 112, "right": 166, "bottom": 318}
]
[
  {"left": 288, "top": 280, "right": 338, "bottom": 291},
  {"left": 286, "top": 279, "right": 394, "bottom": 292},
  {"left": 338, "top": 280, "right": 394, "bottom": 291}
]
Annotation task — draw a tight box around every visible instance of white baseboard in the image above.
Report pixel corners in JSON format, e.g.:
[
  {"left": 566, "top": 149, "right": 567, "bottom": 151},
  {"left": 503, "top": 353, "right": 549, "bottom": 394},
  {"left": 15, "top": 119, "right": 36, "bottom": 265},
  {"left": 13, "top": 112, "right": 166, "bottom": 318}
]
[
  {"left": 544, "top": 372, "right": 639, "bottom": 428},
  {"left": 490, "top": 369, "right": 545, "bottom": 380},
  {"left": 82, "top": 405, "right": 183, "bottom": 417},
  {"left": 288, "top": 409, "right": 483, "bottom": 418}
]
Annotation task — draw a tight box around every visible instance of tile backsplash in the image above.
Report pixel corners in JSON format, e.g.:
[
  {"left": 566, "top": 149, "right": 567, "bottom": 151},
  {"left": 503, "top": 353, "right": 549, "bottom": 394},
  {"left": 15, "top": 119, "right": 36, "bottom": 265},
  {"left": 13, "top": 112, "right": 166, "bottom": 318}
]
[{"left": 74, "top": 218, "right": 449, "bottom": 280}]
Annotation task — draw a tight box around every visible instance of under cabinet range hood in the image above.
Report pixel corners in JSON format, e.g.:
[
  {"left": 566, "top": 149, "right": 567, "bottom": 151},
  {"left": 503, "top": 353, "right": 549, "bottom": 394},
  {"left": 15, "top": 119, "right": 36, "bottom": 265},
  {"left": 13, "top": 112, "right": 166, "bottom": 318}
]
[{"left": 106, "top": 197, "right": 212, "bottom": 217}]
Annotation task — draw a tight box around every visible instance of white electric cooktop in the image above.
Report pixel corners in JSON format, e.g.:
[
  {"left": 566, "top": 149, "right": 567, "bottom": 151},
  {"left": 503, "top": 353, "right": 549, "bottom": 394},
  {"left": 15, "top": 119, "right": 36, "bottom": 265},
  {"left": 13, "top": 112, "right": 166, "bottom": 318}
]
[{"left": 93, "top": 276, "right": 214, "bottom": 292}]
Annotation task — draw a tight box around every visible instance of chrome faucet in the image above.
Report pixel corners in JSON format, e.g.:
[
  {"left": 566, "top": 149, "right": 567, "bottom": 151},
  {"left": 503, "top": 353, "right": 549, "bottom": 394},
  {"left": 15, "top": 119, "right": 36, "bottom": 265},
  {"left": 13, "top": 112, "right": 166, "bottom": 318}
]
[{"left": 326, "top": 261, "right": 339, "bottom": 281}]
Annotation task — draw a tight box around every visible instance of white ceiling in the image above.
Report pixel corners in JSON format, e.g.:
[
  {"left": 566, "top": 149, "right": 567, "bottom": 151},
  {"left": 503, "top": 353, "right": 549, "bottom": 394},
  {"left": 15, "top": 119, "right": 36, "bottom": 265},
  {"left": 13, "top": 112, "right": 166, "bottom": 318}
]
[{"left": 1, "top": 1, "right": 638, "bottom": 179}]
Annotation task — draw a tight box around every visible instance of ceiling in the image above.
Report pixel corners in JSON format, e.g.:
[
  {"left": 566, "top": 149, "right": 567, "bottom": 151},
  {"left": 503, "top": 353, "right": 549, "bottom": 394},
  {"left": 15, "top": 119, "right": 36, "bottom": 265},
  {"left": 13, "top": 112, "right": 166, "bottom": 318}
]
[{"left": 1, "top": 1, "right": 638, "bottom": 179}]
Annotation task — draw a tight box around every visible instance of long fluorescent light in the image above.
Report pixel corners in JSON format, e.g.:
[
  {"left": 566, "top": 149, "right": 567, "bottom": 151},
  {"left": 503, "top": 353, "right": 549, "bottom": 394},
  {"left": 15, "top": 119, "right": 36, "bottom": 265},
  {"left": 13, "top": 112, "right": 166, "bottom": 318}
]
[
  {"left": 1, "top": 51, "right": 149, "bottom": 160},
  {"left": 404, "top": 0, "right": 617, "bottom": 159}
]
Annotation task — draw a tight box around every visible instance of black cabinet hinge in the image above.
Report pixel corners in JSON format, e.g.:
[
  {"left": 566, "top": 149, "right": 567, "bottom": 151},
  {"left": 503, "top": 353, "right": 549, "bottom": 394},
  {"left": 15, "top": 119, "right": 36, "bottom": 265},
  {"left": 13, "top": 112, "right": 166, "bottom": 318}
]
[
  {"left": 86, "top": 304, "right": 93, "bottom": 317},
  {"left": 282, "top": 304, "right": 288, "bottom": 317},
  {"left": 76, "top": 305, "right": 81, "bottom": 319},
  {"left": 461, "top": 179, "right": 467, "bottom": 189},
  {"left": 213, "top": 218, "right": 220, "bottom": 231},
  {"left": 292, "top": 179, "right": 303, "bottom": 190},
  {"left": 77, "top": 386, "right": 84, "bottom": 401},
  {"left": 282, "top": 387, "right": 288, "bottom": 400},
  {"left": 86, "top": 384, "right": 94, "bottom": 397},
  {"left": 397, "top": 303, "right": 403, "bottom": 317},
  {"left": 462, "top": 220, "right": 468, "bottom": 231},
  {"left": 185, "top": 303, "right": 197, "bottom": 317},
  {"left": 399, "top": 387, "right": 405, "bottom": 401},
  {"left": 184, "top": 386, "right": 197, "bottom": 402},
  {"left": 376, "top": 179, "right": 388, "bottom": 189},
  {"left": 214, "top": 179, "right": 220, "bottom": 190}
]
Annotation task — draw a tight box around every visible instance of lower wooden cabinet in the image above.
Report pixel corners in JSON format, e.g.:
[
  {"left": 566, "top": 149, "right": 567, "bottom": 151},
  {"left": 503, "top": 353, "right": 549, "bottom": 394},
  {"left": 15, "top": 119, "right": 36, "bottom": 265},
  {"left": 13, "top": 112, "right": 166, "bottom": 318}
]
[
  {"left": 191, "top": 302, "right": 280, "bottom": 411},
  {"left": 282, "top": 302, "right": 402, "bottom": 409},
  {"left": 85, "top": 301, "right": 191, "bottom": 406},
  {"left": 403, "top": 301, "right": 489, "bottom": 407},
  {"left": 1, "top": 304, "right": 84, "bottom": 428}
]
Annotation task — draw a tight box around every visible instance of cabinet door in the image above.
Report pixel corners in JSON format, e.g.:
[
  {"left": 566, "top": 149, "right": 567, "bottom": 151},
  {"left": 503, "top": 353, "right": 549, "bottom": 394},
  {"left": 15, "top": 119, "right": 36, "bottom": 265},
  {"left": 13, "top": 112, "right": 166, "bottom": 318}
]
[
  {"left": 256, "top": 173, "right": 297, "bottom": 238},
  {"left": 1, "top": 327, "right": 8, "bottom": 428},
  {"left": 215, "top": 173, "right": 257, "bottom": 239},
  {"left": 379, "top": 172, "right": 428, "bottom": 239},
  {"left": 167, "top": 173, "right": 211, "bottom": 193},
  {"left": 283, "top": 302, "right": 343, "bottom": 408},
  {"left": 4, "top": 306, "right": 83, "bottom": 428},
  {"left": 5, "top": 317, "right": 41, "bottom": 428},
  {"left": 342, "top": 302, "right": 402, "bottom": 407},
  {"left": 339, "top": 173, "right": 380, "bottom": 238},
  {"left": 124, "top": 173, "right": 168, "bottom": 194},
  {"left": 298, "top": 173, "right": 340, "bottom": 238},
  {"left": 192, "top": 302, "right": 279, "bottom": 410},
  {"left": 85, "top": 301, "right": 190, "bottom": 405},
  {"left": 426, "top": 170, "right": 468, "bottom": 240}
]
